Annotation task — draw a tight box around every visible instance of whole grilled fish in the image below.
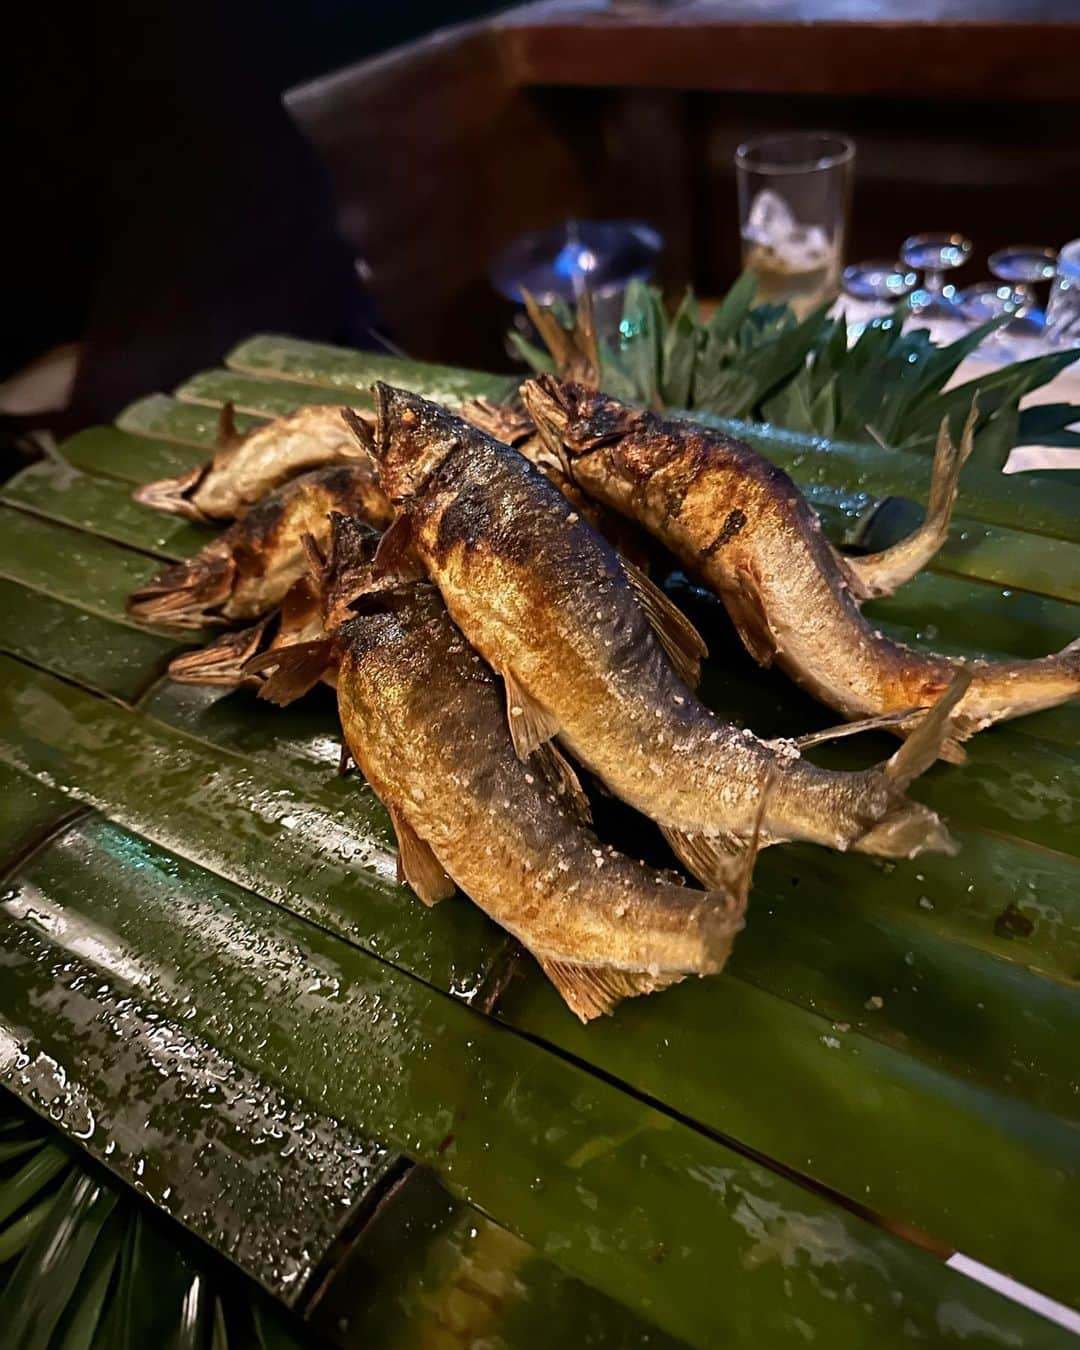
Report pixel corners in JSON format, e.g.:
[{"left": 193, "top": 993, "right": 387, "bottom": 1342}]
[
  {"left": 134, "top": 403, "right": 384, "bottom": 523},
  {"left": 295, "top": 556, "right": 755, "bottom": 1021},
  {"left": 127, "top": 463, "right": 393, "bottom": 629},
  {"left": 522, "top": 378, "right": 1080, "bottom": 752},
  {"left": 353, "top": 384, "right": 964, "bottom": 882}
]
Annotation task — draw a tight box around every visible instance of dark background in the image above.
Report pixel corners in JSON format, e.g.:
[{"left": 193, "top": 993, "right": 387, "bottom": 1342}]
[{"left": 4, "top": 2, "right": 501, "bottom": 426}]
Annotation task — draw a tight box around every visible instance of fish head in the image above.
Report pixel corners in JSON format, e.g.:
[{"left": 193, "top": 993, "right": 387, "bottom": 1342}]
[
  {"left": 521, "top": 376, "right": 638, "bottom": 466},
  {"left": 369, "top": 383, "right": 465, "bottom": 503}
]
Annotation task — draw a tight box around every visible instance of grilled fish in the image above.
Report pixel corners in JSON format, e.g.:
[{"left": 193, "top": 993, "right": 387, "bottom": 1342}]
[
  {"left": 353, "top": 384, "right": 964, "bottom": 881},
  {"left": 461, "top": 397, "right": 652, "bottom": 569},
  {"left": 263, "top": 529, "right": 756, "bottom": 1020},
  {"left": 134, "top": 403, "right": 383, "bottom": 523},
  {"left": 127, "top": 463, "right": 393, "bottom": 629},
  {"left": 522, "top": 378, "right": 1080, "bottom": 753}
]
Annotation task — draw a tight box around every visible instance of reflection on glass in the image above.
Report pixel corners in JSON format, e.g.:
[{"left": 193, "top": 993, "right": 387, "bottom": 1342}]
[
  {"left": 1046, "top": 239, "right": 1080, "bottom": 348},
  {"left": 901, "top": 232, "right": 972, "bottom": 319},
  {"left": 735, "top": 132, "right": 854, "bottom": 318}
]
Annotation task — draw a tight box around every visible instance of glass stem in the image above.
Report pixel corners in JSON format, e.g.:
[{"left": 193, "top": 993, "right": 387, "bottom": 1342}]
[{"left": 925, "top": 268, "right": 943, "bottom": 297}]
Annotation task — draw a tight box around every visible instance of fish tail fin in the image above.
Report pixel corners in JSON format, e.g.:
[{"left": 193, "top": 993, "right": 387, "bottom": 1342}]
[
  {"left": 167, "top": 616, "right": 275, "bottom": 686},
  {"left": 845, "top": 403, "right": 976, "bottom": 600},
  {"left": 848, "top": 669, "right": 971, "bottom": 859},
  {"left": 132, "top": 467, "right": 209, "bottom": 521},
  {"left": 243, "top": 638, "right": 336, "bottom": 706},
  {"left": 126, "top": 548, "right": 235, "bottom": 628}
]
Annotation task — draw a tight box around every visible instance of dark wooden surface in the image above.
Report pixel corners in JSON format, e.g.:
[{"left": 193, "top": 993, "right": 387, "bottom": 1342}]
[{"left": 286, "top": 0, "right": 1080, "bottom": 366}]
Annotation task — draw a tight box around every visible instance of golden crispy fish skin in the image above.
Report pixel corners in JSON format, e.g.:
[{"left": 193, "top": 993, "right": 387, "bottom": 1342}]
[
  {"left": 335, "top": 581, "right": 750, "bottom": 1021},
  {"left": 362, "top": 383, "right": 959, "bottom": 866},
  {"left": 127, "top": 463, "right": 393, "bottom": 629},
  {"left": 522, "top": 378, "right": 1080, "bottom": 749},
  {"left": 134, "top": 403, "right": 384, "bottom": 523},
  {"left": 460, "top": 397, "right": 653, "bottom": 570}
]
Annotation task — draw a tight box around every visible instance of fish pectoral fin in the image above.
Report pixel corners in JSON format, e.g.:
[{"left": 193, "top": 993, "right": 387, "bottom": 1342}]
[
  {"left": 244, "top": 638, "right": 337, "bottom": 706},
  {"left": 389, "top": 806, "right": 456, "bottom": 905},
  {"left": 536, "top": 957, "right": 684, "bottom": 1023},
  {"left": 530, "top": 741, "right": 591, "bottom": 826},
  {"left": 503, "top": 670, "right": 560, "bottom": 760},
  {"left": 721, "top": 565, "right": 778, "bottom": 669},
  {"left": 371, "top": 512, "right": 424, "bottom": 583},
  {"left": 621, "top": 557, "right": 708, "bottom": 688}
]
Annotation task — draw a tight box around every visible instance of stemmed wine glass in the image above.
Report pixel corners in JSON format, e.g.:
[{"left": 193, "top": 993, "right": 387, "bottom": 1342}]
[
  {"left": 838, "top": 260, "right": 918, "bottom": 333},
  {"left": 901, "top": 232, "right": 973, "bottom": 319},
  {"left": 841, "top": 260, "right": 918, "bottom": 304},
  {"left": 958, "top": 245, "right": 1057, "bottom": 337}
]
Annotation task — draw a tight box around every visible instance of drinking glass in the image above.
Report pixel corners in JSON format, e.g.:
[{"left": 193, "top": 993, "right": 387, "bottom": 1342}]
[
  {"left": 901, "top": 232, "right": 972, "bottom": 319},
  {"left": 1046, "top": 239, "right": 1080, "bottom": 347},
  {"left": 841, "top": 260, "right": 918, "bottom": 305},
  {"left": 735, "top": 132, "right": 854, "bottom": 318},
  {"left": 958, "top": 245, "right": 1057, "bottom": 335},
  {"left": 491, "top": 219, "right": 662, "bottom": 348}
]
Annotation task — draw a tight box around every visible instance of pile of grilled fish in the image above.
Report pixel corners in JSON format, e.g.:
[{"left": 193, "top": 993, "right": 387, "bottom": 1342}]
[{"left": 128, "top": 380, "right": 1079, "bottom": 1021}]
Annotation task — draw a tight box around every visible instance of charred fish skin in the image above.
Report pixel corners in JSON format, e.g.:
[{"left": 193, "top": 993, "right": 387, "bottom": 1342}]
[
  {"left": 334, "top": 584, "right": 747, "bottom": 1020},
  {"left": 127, "top": 463, "right": 393, "bottom": 629},
  {"left": 367, "top": 383, "right": 955, "bottom": 862},
  {"left": 135, "top": 404, "right": 382, "bottom": 523},
  {"left": 522, "top": 378, "right": 1080, "bottom": 744}
]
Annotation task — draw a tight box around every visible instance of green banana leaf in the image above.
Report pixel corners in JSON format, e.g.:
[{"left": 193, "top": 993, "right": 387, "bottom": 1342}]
[
  {"left": 1, "top": 339, "right": 1078, "bottom": 1346},
  {"left": 510, "top": 280, "right": 1080, "bottom": 476}
]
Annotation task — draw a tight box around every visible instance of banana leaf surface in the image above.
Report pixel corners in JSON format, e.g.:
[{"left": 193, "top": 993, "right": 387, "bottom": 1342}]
[{"left": 0, "top": 339, "right": 1077, "bottom": 1348}]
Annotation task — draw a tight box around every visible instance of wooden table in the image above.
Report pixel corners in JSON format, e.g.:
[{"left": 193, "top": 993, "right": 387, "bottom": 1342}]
[{"left": 286, "top": 0, "right": 1080, "bottom": 367}]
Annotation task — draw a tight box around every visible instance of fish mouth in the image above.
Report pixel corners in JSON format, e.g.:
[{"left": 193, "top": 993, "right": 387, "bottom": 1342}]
[
  {"left": 167, "top": 616, "right": 274, "bottom": 685},
  {"left": 126, "top": 548, "right": 236, "bottom": 628},
  {"left": 133, "top": 468, "right": 211, "bottom": 521}
]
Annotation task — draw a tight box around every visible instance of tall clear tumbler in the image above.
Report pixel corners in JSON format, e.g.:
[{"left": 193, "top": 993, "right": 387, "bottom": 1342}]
[{"left": 735, "top": 132, "right": 854, "bottom": 318}]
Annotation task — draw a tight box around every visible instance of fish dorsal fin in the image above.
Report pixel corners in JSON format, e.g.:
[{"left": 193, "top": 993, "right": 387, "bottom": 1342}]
[
  {"left": 536, "top": 957, "right": 684, "bottom": 1023},
  {"left": 530, "top": 740, "right": 591, "bottom": 826},
  {"left": 720, "top": 564, "right": 777, "bottom": 669},
  {"left": 621, "top": 558, "right": 708, "bottom": 689},
  {"left": 244, "top": 638, "right": 337, "bottom": 706},
  {"left": 504, "top": 668, "right": 560, "bottom": 760},
  {"left": 372, "top": 512, "right": 425, "bottom": 583},
  {"left": 210, "top": 402, "right": 244, "bottom": 469},
  {"left": 885, "top": 666, "right": 972, "bottom": 787},
  {"left": 389, "top": 805, "right": 456, "bottom": 905}
]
